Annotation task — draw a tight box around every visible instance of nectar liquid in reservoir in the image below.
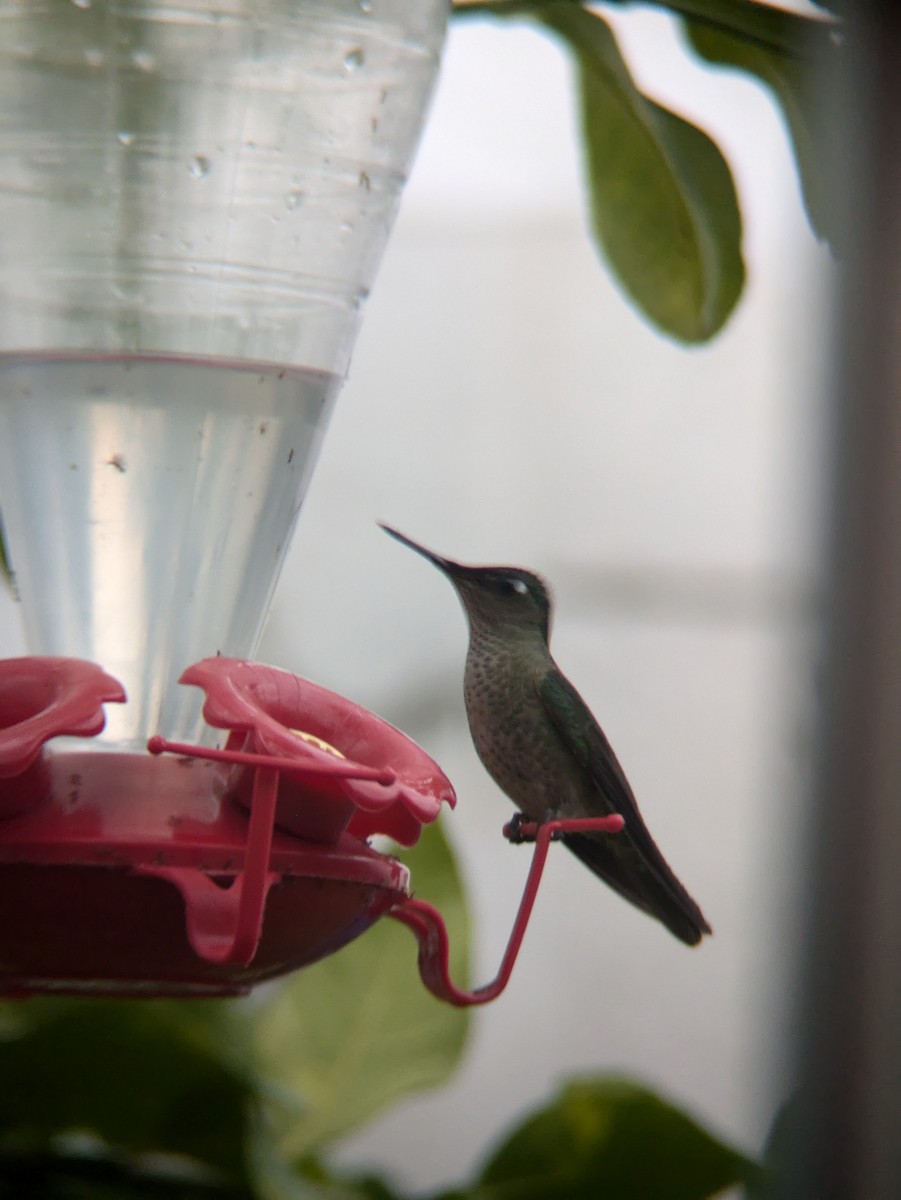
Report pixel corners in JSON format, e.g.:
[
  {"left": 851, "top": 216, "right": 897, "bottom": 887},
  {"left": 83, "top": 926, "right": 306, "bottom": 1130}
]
[{"left": 0, "top": 353, "right": 339, "bottom": 747}]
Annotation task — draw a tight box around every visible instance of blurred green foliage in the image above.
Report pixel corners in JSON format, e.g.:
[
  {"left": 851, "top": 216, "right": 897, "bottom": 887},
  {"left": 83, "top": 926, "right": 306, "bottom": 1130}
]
[
  {"left": 0, "top": 820, "right": 772, "bottom": 1199},
  {"left": 455, "top": 0, "right": 842, "bottom": 342},
  {"left": 439, "top": 1077, "right": 758, "bottom": 1200},
  {"left": 252, "top": 822, "right": 470, "bottom": 1163},
  {"left": 0, "top": 823, "right": 469, "bottom": 1199}
]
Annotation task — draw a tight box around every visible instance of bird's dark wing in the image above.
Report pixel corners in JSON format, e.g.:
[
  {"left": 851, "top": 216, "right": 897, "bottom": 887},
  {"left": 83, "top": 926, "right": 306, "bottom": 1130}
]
[{"left": 537, "top": 668, "right": 711, "bottom": 946}]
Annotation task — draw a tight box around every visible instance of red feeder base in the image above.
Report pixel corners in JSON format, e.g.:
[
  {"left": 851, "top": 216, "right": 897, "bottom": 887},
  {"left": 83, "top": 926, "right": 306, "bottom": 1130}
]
[
  {"left": 0, "top": 656, "right": 450, "bottom": 999},
  {"left": 0, "top": 751, "right": 409, "bottom": 998}
]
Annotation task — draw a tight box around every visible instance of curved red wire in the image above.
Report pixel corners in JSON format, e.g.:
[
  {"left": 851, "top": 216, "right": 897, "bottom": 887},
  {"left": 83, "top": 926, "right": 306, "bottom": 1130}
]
[{"left": 389, "top": 815, "right": 625, "bottom": 1007}]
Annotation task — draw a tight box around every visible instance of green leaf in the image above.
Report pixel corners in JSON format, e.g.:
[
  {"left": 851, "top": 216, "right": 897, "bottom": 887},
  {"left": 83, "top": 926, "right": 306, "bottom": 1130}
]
[
  {"left": 680, "top": 13, "right": 840, "bottom": 248},
  {"left": 0, "top": 1000, "right": 257, "bottom": 1186},
  {"left": 459, "top": 1076, "right": 758, "bottom": 1200},
  {"left": 295, "top": 1157, "right": 406, "bottom": 1200},
  {"left": 538, "top": 5, "right": 745, "bottom": 343},
  {"left": 621, "top": 0, "right": 832, "bottom": 60},
  {"left": 252, "top": 820, "right": 470, "bottom": 1160},
  {"left": 743, "top": 1094, "right": 801, "bottom": 1200},
  {"left": 455, "top": 1, "right": 835, "bottom": 62},
  {"left": 0, "top": 516, "right": 11, "bottom": 586},
  {"left": 251, "top": 1133, "right": 400, "bottom": 1200}
]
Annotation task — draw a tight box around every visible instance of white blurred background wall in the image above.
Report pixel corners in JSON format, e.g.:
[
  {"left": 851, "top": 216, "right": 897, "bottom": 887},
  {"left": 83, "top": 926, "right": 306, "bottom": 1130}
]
[{"left": 0, "top": 3, "right": 832, "bottom": 1192}]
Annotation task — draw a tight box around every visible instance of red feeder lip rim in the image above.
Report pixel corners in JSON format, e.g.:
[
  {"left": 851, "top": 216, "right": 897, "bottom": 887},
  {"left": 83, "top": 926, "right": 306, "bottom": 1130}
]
[
  {"left": 0, "top": 657, "right": 125, "bottom": 777},
  {"left": 176, "top": 658, "right": 456, "bottom": 846}
]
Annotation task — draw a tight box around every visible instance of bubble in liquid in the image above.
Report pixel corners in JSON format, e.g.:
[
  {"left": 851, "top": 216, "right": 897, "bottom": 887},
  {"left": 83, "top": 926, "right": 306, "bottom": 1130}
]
[
  {"left": 71, "top": 0, "right": 92, "bottom": 9},
  {"left": 189, "top": 155, "right": 211, "bottom": 179},
  {"left": 343, "top": 47, "right": 365, "bottom": 71},
  {"left": 285, "top": 190, "right": 304, "bottom": 210},
  {"left": 360, "top": 0, "right": 372, "bottom": 12},
  {"left": 116, "top": 131, "right": 135, "bottom": 146},
  {"left": 131, "top": 48, "right": 155, "bottom": 72}
]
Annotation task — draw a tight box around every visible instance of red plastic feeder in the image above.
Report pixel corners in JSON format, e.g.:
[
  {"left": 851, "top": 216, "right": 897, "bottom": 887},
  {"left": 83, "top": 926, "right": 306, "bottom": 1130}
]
[
  {"left": 0, "top": 655, "right": 624, "bottom": 1003},
  {"left": 0, "top": 656, "right": 454, "bottom": 998}
]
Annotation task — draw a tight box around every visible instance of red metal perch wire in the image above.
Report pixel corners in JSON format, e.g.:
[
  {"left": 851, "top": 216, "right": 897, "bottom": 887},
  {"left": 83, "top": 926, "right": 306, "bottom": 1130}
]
[
  {"left": 389, "top": 814, "right": 625, "bottom": 1007},
  {"left": 149, "top": 736, "right": 625, "bottom": 1000},
  {"left": 146, "top": 735, "right": 400, "bottom": 965}
]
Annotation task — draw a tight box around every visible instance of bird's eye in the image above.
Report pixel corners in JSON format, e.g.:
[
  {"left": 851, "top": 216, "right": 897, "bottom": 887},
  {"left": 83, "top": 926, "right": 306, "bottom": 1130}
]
[{"left": 500, "top": 578, "right": 529, "bottom": 596}]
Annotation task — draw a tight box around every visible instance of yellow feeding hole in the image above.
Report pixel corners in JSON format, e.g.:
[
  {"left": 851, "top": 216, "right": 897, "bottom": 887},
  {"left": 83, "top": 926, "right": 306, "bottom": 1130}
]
[{"left": 291, "top": 729, "right": 346, "bottom": 759}]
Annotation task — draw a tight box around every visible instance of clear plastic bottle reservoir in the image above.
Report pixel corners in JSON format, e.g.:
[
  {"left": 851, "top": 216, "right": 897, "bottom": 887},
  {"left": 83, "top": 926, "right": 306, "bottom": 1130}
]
[{"left": 0, "top": 0, "right": 447, "bottom": 746}]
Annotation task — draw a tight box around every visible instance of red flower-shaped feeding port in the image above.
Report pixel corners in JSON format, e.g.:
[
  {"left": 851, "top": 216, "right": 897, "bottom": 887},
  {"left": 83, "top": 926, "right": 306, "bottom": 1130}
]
[
  {"left": 177, "top": 657, "right": 454, "bottom": 847},
  {"left": 0, "top": 656, "right": 125, "bottom": 818},
  {"left": 0, "top": 656, "right": 455, "bottom": 998}
]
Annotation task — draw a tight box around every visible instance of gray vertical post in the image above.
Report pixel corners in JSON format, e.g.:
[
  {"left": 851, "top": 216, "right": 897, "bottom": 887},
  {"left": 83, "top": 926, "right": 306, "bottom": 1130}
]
[{"left": 793, "top": 2, "right": 901, "bottom": 1196}]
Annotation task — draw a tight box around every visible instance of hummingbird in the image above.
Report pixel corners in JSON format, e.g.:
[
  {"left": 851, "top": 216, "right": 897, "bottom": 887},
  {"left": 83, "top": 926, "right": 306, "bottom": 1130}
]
[{"left": 381, "top": 524, "right": 711, "bottom": 946}]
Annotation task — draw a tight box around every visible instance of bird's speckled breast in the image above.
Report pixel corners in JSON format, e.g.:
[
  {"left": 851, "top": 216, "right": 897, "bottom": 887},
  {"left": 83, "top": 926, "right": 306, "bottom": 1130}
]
[{"left": 462, "top": 630, "right": 585, "bottom": 820}]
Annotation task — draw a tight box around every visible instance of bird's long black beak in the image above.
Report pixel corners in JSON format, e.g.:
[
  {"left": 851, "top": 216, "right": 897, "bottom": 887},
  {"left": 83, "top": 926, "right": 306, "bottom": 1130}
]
[{"left": 379, "top": 524, "right": 464, "bottom": 578}]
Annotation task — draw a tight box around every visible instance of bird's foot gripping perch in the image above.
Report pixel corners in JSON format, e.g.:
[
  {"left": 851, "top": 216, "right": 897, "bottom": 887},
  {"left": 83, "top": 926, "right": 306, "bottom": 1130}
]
[
  {"left": 503, "top": 811, "right": 532, "bottom": 843},
  {"left": 503, "top": 812, "right": 587, "bottom": 843},
  {"left": 389, "top": 813, "right": 625, "bottom": 1007}
]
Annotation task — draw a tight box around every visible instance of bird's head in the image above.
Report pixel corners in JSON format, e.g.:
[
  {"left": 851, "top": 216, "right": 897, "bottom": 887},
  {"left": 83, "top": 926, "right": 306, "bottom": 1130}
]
[{"left": 380, "top": 524, "right": 552, "bottom": 645}]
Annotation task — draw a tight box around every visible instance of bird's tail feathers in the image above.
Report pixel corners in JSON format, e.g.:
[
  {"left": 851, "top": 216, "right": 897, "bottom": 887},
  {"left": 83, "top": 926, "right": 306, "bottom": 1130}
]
[{"left": 564, "top": 830, "right": 711, "bottom": 947}]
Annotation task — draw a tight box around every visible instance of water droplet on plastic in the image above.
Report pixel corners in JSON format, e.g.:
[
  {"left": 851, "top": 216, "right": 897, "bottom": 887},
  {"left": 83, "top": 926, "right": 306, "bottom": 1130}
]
[
  {"left": 343, "top": 47, "right": 364, "bottom": 71},
  {"left": 359, "top": 0, "right": 372, "bottom": 12},
  {"left": 189, "top": 154, "right": 210, "bottom": 179},
  {"left": 84, "top": 46, "right": 103, "bottom": 67},
  {"left": 131, "top": 48, "right": 155, "bottom": 72},
  {"left": 116, "top": 131, "right": 135, "bottom": 146},
  {"left": 285, "top": 189, "right": 304, "bottom": 210},
  {"left": 72, "top": 0, "right": 92, "bottom": 9}
]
